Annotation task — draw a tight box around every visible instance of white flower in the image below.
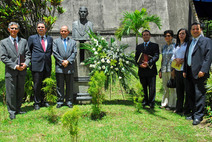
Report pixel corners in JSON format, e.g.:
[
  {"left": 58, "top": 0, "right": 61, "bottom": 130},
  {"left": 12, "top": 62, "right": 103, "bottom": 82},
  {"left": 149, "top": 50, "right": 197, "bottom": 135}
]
[
  {"left": 92, "top": 48, "right": 96, "bottom": 51},
  {"left": 117, "top": 49, "right": 119, "bottom": 52},
  {"left": 111, "top": 66, "right": 113, "bottom": 69},
  {"left": 115, "top": 68, "right": 119, "bottom": 71},
  {"left": 119, "top": 58, "right": 122, "bottom": 62},
  {"left": 101, "top": 58, "right": 105, "bottom": 63},
  {"left": 97, "top": 61, "right": 100, "bottom": 64},
  {"left": 126, "top": 61, "right": 129, "bottom": 64},
  {"left": 101, "top": 37, "right": 105, "bottom": 40},
  {"left": 106, "top": 59, "right": 110, "bottom": 64},
  {"left": 102, "top": 65, "right": 105, "bottom": 69},
  {"left": 98, "top": 66, "right": 101, "bottom": 70},
  {"left": 111, "top": 72, "right": 114, "bottom": 74},
  {"left": 80, "top": 62, "right": 85, "bottom": 65},
  {"left": 122, "top": 68, "right": 125, "bottom": 71},
  {"left": 94, "top": 60, "right": 97, "bottom": 63},
  {"left": 94, "top": 51, "right": 98, "bottom": 55},
  {"left": 119, "top": 76, "right": 122, "bottom": 79}
]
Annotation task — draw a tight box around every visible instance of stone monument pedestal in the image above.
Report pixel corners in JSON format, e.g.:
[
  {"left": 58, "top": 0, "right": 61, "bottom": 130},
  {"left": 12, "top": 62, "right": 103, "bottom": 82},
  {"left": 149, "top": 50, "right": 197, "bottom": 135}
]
[{"left": 73, "top": 41, "right": 92, "bottom": 103}]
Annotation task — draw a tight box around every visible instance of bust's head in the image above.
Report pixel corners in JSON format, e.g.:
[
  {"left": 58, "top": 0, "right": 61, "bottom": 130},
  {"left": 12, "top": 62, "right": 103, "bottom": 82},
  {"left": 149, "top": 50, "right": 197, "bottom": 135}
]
[{"left": 79, "top": 6, "right": 88, "bottom": 19}]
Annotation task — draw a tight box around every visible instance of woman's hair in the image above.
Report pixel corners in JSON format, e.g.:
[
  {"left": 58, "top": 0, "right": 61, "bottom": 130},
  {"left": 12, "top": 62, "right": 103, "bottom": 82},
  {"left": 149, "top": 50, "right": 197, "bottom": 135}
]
[
  {"left": 175, "top": 28, "right": 190, "bottom": 47},
  {"left": 164, "top": 30, "right": 174, "bottom": 37}
]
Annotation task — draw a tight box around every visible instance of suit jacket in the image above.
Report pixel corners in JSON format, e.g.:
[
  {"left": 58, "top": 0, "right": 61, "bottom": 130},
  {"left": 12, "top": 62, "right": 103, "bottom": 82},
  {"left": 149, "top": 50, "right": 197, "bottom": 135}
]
[
  {"left": 53, "top": 37, "right": 77, "bottom": 74},
  {"left": 135, "top": 42, "right": 159, "bottom": 77},
  {"left": 28, "top": 34, "right": 53, "bottom": 72},
  {"left": 0, "top": 37, "right": 31, "bottom": 77},
  {"left": 184, "top": 36, "right": 212, "bottom": 79}
]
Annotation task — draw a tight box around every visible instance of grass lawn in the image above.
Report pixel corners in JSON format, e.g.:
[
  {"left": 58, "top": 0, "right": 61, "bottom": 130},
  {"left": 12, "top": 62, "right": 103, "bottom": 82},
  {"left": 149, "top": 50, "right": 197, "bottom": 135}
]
[{"left": 0, "top": 58, "right": 212, "bottom": 142}]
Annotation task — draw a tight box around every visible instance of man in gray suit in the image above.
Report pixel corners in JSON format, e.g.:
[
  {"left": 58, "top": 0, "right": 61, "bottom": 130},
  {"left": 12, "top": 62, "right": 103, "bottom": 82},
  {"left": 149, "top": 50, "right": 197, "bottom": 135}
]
[
  {"left": 0, "top": 22, "right": 31, "bottom": 120},
  {"left": 53, "top": 25, "right": 77, "bottom": 108},
  {"left": 183, "top": 22, "right": 212, "bottom": 125}
]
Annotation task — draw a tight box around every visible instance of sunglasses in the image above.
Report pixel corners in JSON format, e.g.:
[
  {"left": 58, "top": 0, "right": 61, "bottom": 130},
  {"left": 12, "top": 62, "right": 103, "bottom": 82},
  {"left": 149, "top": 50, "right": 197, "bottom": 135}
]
[
  {"left": 10, "top": 27, "right": 19, "bottom": 30},
  {"left": 164, "top": 35, "right": 171, "bottom": 37}
]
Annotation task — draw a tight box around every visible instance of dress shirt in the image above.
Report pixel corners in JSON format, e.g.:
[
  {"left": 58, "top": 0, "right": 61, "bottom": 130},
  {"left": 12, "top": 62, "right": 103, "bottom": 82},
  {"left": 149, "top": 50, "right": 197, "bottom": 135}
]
[
  {"left": 9, "top": 36, "right": 18, "bottom": 47},
  {"left": 171, "top": 42, "right": 187, "bottom": 71},
  {"left": 187, "top": 35, "right": 201, "bottom": 66}
]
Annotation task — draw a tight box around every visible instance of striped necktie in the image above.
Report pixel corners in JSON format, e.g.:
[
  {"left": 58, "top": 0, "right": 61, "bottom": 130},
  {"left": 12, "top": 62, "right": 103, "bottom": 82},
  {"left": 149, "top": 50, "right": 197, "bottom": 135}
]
[{"left": 14, "top": 39, "right": 18, "bottom": 53}]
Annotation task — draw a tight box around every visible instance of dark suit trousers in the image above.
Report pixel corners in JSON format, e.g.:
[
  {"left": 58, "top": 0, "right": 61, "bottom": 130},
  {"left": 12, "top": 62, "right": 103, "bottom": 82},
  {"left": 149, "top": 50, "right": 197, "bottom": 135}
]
[
  {"left": 139, "top": 76, "right": 156, "bottom": 105},
  {"left": 186, "top": 67, "right": 207, "bottom": 120},
  {"left": 56, "top": 73, "right": 73, "bottom": 105},
  {"left": 175, "top": 71, "right": 189, "bottom": 113},
  {"left": 5, "top": 74, "right": 25, "bottom": 114},
  {"left": 32, "top": 70, "right": 51, "bottom": 105}
]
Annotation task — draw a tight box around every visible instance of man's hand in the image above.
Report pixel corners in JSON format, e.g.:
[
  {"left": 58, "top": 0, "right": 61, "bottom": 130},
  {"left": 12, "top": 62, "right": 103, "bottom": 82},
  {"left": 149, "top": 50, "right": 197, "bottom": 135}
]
[
  {"left": 183, "top": 72, "right": 186, "bottom": 78},
  {"left": 159, "top": 71, "right": 162, "bottom": 79},
  {"left": 16, "top": 63, "right": 27, "bottom": 71},
  {"left": 62, "top": 60, "right": 69, "bottom": 68},
  {"left": 198, "top": 71, "right": 205, "bottom": 78},
  {"left": 139, "top": 62, "right": 148, "bottom": 68}
]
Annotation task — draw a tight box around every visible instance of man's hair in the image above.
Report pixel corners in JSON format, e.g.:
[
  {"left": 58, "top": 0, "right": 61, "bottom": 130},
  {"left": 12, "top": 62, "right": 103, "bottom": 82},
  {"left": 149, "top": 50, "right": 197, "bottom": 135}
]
[
  {"left": 191, "top": 22, "right": 201, "bottom": 27},
  {"left": 164, "top": 30, "right": 174, "bottom": 37},
  {"left": 142, "top": 30, "right": 151, "bottom": 36},
  {"left": 60, "top": 25, "right": 70, "bottom": 32},
  {"left": 8, "top": 22, "right": 20, "bottom": 29},
  {"left": 36, "top": 21, "right": 47, "bottom": 28}
]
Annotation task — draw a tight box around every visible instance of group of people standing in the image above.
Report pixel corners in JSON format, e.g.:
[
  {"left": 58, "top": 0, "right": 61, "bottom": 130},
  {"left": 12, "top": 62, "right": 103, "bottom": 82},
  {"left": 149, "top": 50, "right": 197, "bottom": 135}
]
[
  {"left": 0, "top": 21, "right": 77, "bottom": 120},
  {"left": 136, "top": 22, "right": 212, "bottom": 125}
]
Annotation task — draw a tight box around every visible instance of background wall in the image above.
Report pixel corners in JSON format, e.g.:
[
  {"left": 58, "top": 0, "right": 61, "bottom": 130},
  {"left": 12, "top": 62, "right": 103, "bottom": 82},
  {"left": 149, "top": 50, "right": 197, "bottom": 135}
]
[{"left": 52, "top": 0, "right": 190, "bottom": 50}]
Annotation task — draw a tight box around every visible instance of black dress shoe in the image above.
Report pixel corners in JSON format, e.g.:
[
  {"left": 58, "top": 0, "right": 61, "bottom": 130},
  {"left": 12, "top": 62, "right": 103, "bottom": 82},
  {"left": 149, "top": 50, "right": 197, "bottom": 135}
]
[
  {"left": 67, "top": 104, "right": 73, "bottom": 108},
  {"left": 192, "top": 119, "right": 202, "bottom": 125},
  {"left": 34, "top": 105, "right": 40, "bottom": 110},
  {"left": 16, "top": 111, "right": 26, "bottom": 114},
  {"left": 186, "top": 116, "right": 193, "bottom": 120},
  {"left": 56, "top": 104, "right": 63, "bottom": 108},
  {"left": 9, "top": 113, "right": 16, "bottom": 120}
]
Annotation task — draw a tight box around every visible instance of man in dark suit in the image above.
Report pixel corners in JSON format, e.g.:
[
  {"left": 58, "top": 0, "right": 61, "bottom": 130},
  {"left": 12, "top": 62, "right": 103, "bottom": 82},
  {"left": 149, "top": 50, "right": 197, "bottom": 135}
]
[
  {"left": 28, "top": 21, "right": 53, "bottom": 110},
  {"left": 0, "top": 22, "right": 31, "bottom": 120},
  {"left": 183, "top": 22, "right": 212, "bottom": 125},
  {"left": 135, "top": 30, "right": 160, "bottom": 109},
  {"left": 53, "top": 25, "right": 77, "bottom": 108}
]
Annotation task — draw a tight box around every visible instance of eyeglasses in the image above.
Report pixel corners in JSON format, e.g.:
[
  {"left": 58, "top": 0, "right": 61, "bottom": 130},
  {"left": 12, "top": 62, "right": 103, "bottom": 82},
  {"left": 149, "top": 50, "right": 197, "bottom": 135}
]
[
  {"left": 164, "top": 35, "right": 171, "bottom": 37},
  {"left": 10, "top": 27, "right": 19, "bottom": 30},
  {"left": 37, "top": 26, "right": 45, "bottom": 29}
]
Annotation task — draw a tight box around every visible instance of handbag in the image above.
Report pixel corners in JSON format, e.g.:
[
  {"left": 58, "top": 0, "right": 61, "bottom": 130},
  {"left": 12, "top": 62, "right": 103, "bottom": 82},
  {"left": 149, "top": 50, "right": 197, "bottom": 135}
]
[{"left": 166, "top": 77, "right": 176, "bottom": 88}]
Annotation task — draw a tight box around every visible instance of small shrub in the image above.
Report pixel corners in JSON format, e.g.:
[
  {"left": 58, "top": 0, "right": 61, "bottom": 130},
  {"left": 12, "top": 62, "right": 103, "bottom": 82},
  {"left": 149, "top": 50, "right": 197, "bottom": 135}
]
[
  {"left": 24, "top": 69, "right": 33, "bottom": 102},
  {"left": 206, "top": 106, "right": 212, "bottom": 123},
  {"left": 42, "top": 76, "right": 57, "bottom": 123},
  {"left": 133, "top": 82, "right": 144, "bottom": 113},
  {"left": 62, "top": 106, "right": 81, "bottom": 142},
  {"left": 88, "top": 71, "right": 106, "bottom": 120}
]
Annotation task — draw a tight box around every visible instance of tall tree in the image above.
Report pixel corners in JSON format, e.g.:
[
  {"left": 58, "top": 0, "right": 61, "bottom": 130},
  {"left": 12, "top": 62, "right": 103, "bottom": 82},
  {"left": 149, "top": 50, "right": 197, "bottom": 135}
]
[
  {"left": 115, "top": 8, "right": 161, "bottom": 46},
  {"left": 0, "top": 0, "right": 65, "bottom": 39}
]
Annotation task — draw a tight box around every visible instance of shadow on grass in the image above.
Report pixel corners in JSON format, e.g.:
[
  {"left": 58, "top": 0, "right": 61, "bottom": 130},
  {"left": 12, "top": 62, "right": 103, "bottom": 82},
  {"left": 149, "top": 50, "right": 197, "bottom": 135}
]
[{"left": 103, "top": 99, "right": 134, "bottom": 106}]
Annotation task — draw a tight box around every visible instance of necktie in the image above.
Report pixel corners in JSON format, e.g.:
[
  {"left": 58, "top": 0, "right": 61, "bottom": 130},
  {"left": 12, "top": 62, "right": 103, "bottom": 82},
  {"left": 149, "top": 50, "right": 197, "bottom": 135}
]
[
  {"left": 187, "top": 38, "right": 196, "bottom": 66},
  {"left": 14, "top": 39, "right": 18, "bottom": 53},
  {"left": 64, "top": 39, "right": 67, "bottom": 51},
  {"left": 41, "top": 37, "right": 46, "bottom": 52},
  {"left": 144, "top": 42, "right": 147, "bottom": 50}
]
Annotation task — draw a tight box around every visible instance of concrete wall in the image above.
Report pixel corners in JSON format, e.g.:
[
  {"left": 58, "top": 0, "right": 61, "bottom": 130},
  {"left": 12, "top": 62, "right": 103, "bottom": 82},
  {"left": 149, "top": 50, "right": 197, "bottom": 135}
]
[{"left": 52, "top": 0, "right": 190, "bottom": 49}]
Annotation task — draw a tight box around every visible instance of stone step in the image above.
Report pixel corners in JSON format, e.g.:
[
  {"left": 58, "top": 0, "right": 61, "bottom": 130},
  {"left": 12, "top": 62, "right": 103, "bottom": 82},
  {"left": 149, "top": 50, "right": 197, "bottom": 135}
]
[
  {"left": 76, "top": 96, "right": 92, "bottom": 101},
  {"left": 77, "top": 93, "right": 90, "bottom": 96}
]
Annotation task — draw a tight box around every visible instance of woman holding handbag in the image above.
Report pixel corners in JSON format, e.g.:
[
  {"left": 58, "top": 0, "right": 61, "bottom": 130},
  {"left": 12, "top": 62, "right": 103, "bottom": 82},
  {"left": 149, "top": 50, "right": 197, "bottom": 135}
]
[
  {"left": 159, "top": 30, "right": 176, "bottom": 110},
  {"left": 171, "top": 28, "right": 190, "bottom": 114}
]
